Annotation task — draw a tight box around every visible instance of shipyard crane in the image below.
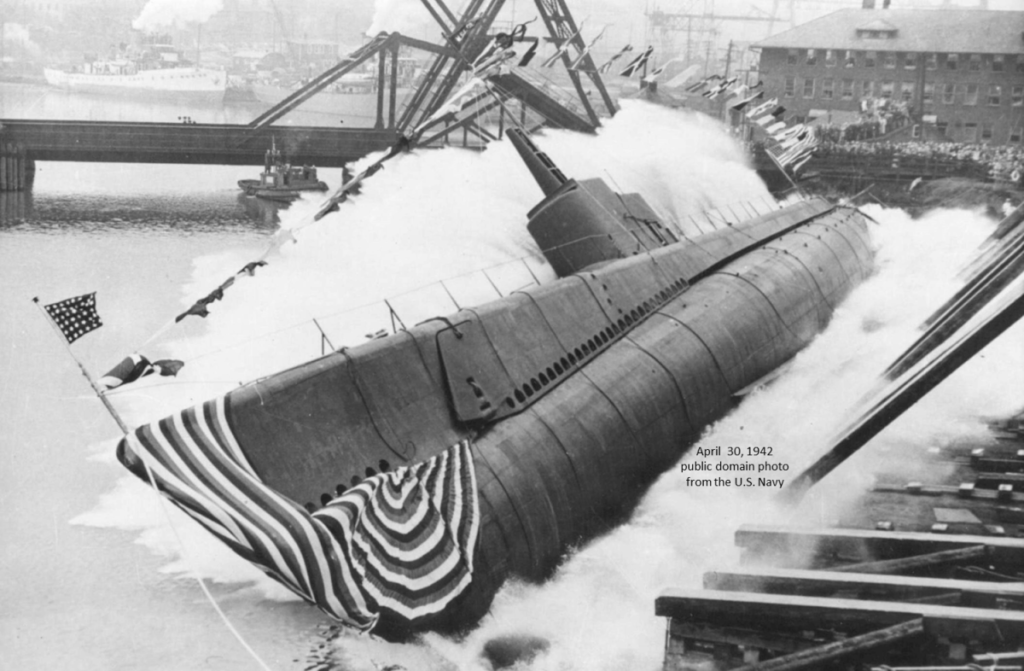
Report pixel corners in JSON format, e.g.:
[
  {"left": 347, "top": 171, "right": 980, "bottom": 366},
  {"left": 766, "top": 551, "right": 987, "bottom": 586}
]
[{"left": 247, "top": 0, "right": 617, "bottom": 147}]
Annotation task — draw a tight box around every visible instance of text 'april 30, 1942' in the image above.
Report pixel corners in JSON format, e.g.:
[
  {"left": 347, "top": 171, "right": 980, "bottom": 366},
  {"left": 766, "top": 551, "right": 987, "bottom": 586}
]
[{"left": 679, "top": 445, "right": 789, "bottom": 489}]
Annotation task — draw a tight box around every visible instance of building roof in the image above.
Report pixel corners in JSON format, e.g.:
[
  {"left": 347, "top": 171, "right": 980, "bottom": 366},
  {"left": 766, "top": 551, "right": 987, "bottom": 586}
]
[{"left": 752, "top": 8, "right": 1024, "bottom": 55}]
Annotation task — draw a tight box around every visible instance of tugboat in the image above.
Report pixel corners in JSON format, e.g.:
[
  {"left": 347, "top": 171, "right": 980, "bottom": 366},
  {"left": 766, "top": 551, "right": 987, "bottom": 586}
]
[{"left": 238, "top": 140, "right": 329, "bottom": 202}]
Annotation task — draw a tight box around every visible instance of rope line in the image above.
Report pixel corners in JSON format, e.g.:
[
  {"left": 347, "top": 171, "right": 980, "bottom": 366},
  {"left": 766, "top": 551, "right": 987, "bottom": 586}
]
[{"left": 134, "top": 442, "right": 279, "bottom": 671}]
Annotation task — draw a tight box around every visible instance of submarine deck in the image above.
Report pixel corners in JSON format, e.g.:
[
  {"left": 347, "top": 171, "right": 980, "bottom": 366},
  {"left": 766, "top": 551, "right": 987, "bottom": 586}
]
[{"left": 657, "top": 412, "right": 1024, "bottom": 670}]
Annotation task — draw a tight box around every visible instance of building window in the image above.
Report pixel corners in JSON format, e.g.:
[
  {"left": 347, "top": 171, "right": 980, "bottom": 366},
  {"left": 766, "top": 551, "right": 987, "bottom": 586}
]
[
  {"left": 936, "top": 121, "right": 948, "bottom": 137},
  {"left": 844, "top": 50, "right": 856, "bottom": 67},
  {"left": 1016, "top": 55, "right": 1024, "bottom": 74},
  {"left": 900, "top": 81, "right": 914, "bottom": 102},
  {"left": 883, "top": 51, "right": 896, "bottom": 69},
  {"left": 822, "top": 78, "right": 834, "bottom": 100},
  {"left": 865, "top": 50, "right": 877, "bottom": 68},
  {"left": 902, "top": 53, "right": 916, "bottom": 69},
  {"left": 925, "top": 53, "right": 937, "bottom": 70},
  {"left": 968, "top": 54, "right": 981, "bottom": 71},
  {"left": 988, "top": 85, "right": 1002, "bottom": 106},
  {"left": 841, "top": 79, "right": 854, "bottom": 100},
  {"left": 946, "top": 53, "right": 958, "bottom": 70},
  {"left": 964, "top": 122, "right": 977, "bottom": 142},
  {"left": 923, "top": 82, "right": 934, "bottom": 105},
  {"left": 992, "top": 55, "right": 1004, "bottom": 72},
  {"left": 806, "top": 49, "right": 817, "bottom": 66},
  {"left": 1011, "top": 127, "right": 1022, "bottom": 143},
  {"left": 1013, "top": 86, "right": 1023, "bottom": 107},
  {"left": 825, "top": 49, "right": 836, "bottom": 67},
  {"left": 803, "top": 78, "right": 815, "bottom": 98},
  {"left": 943, "top": 83, "right": 955, "bottom": 104},
  {"left": 784, "top": 76, "right": 795, "bottom": 97},
  {"left": 965, "top": 84, "right": 978, "bottom": 106},
  {"left": 862, "top": 80, "right": 874, "bottom": 98},
  {"left": 880, "top": 81, "right": 894, "bottom": 99},
  {"left": 787, "top": 49, "right": 798, "bottom": 65},
  {"left": 981, "top": 123, "right": 993, "bottom": 141}
]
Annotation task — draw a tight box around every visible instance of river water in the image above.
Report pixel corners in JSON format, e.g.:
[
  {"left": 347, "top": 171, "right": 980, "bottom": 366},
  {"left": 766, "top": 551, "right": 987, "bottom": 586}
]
[{"left": 1, "top": 84, "right": 1022, "bottom": 671}]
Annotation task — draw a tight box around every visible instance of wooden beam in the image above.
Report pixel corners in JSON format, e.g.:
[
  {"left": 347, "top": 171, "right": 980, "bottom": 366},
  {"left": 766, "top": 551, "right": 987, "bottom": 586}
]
[
  {"left": 655, "top": 589, "right": 1024, "bottom": 642},
  {"left": 704, "top": 567, "right": 1024, "bottom": 609},
  {"left": 876, "top": 667, "right": 1023, "bottom": 670},
  {"left": 832, "top": 545, "right": 988, "bottom": 574},
  {"left": 734, "top": 525, "right": 1024, "bottom": 569},
  {"left": 730, "top": 618, "right": 925, "bottom": 671},
  {"left": 973, "top": 457, "right": 1024, "bottom": 473},
  {"left": 667, "top": 619, "right": 820, "bottom": 655},
  {"left": 975, "top": 472, "right": 1024, "bottom": 488},
  {"left": 976, "top": 651, "right": 1024, "bottom": 662}
]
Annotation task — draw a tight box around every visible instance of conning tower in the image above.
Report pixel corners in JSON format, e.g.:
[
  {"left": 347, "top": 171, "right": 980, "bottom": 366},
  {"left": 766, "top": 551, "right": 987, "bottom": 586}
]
[{"left": 506, "top": 128, "right": 678, "bottom": 277}]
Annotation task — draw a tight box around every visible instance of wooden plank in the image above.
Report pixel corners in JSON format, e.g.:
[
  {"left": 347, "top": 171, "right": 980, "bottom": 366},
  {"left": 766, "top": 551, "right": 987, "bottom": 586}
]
[
  {"left": 975, "top": 472, "right": 1024, "bottom": 488},
  {"left": 655, "top": 589, "right": 1024, "bottom": 642},
  {"left": 734, "top": 525, "right": 1024, "bottom": 568},
  {"left": 703, "top": 567, "right": 1024, "bottom": 609},
  {"left": 973, "top": 458, "right": 1024, "bottom": 473},
  {"left": 873, "top": 666, "right": 1023, "bottom": 670},
  {"left": 667, "top": 620, "right": 817, "bottom": 655},
  {"left": 872, "top": 482, "right": 1024, "bottom": 502},
  {"left": 832, "top": 545, "right": 988, "bottom": 574},
  {"left": 730, "top": 618, "right": 925, "bottom": 671}
]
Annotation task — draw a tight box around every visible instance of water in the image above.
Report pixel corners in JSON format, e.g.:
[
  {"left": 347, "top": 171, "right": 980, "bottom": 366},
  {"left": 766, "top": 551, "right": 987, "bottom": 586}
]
[{"left": 2, "top": 89, "right": 1022, "bottom": 671}]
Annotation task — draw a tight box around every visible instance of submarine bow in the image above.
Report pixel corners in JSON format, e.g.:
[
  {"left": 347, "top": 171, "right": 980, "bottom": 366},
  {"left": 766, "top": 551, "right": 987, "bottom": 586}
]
[{"left": 118, "top": 129, "right": 874, "bottom": 636}]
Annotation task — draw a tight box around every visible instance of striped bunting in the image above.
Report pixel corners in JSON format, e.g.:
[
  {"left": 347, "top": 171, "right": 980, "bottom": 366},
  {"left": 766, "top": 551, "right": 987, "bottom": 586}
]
[{"left": 118, "top": 398, "right": 480, "bottom": 632}]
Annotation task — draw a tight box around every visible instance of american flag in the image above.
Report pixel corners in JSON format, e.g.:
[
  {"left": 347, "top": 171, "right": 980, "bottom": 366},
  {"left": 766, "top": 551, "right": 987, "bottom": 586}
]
[{"left": 44, "top": 292, "right": 102, "bottom": 343}]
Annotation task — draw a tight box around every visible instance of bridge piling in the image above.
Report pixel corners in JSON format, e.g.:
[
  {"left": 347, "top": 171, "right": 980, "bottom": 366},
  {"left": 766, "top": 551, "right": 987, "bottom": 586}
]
[{"left": 1, "top": 142, "right": 33, "bottom": 192}]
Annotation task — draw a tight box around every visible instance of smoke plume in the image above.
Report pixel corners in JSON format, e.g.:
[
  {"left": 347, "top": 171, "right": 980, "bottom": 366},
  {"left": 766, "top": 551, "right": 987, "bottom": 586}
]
[{"left": 132, "top": 0, "right": 223, "bottom": 31}]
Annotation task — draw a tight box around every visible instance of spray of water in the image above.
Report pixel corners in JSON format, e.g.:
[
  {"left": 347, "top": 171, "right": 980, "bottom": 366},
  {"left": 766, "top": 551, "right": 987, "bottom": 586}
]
[
  {"left": 74, "top": 101, "right": 1023, "bottom": 669},
  {"left": 132, "top": 0, "right": 223, "bottom": 31}
]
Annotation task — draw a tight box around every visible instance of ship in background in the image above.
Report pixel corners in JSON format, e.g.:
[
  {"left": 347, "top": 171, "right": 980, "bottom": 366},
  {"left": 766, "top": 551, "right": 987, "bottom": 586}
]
[{"left": 43, "top": 34, "right": 226, "bottom": 101}]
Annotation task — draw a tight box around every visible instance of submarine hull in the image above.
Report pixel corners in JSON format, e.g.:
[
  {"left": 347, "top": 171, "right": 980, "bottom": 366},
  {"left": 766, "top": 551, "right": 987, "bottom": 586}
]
[{"left": 116, "top": 134, "right": 874, "bottom": 637}]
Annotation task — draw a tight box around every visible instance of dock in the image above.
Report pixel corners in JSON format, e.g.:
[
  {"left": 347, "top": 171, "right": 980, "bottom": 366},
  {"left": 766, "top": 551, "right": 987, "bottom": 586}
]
[{"left": 657, "top": 418, "right": 1024, "bottom": 670}]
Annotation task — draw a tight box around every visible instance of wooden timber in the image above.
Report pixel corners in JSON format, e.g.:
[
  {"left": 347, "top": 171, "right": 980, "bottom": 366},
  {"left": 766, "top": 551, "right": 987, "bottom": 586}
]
[
  {"left": 704, "top": 568, "right": 1024, "bottom": 609},
  {"left": 655, "top": 589, "right": 1024, "bottom": 642},
  {"left": 659, "top": 417, "right": 1024, "bottom": 670},
  {"left": 730, "top": 619, "right": 926, "bottom": 671},
  {"left": 733, "top": 525, "right": 1024, "bottom": 571}
]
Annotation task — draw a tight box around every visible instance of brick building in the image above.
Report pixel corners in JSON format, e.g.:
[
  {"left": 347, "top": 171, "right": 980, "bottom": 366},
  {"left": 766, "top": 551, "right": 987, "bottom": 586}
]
[{"left": 751, "top": 6, "right": 1024, "bottom": 145}]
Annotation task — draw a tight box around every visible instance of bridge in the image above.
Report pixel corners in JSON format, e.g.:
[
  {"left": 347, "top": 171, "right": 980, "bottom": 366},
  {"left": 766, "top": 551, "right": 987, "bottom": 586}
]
[
  {"left": 0, "top": 120, "right": 399, "bottom": 168},
  {"left": 0, "top": 0, "right": 617, "bottom": 192}
]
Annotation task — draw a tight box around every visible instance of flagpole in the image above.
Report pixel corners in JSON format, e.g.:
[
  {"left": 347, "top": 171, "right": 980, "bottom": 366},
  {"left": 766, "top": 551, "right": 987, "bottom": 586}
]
[{"left": 32, "top": 297, "right": 130, "bottom": 435}]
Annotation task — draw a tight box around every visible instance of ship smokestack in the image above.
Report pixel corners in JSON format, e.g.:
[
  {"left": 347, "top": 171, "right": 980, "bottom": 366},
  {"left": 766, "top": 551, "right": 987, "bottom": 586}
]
[{"left": 506, "top": 128, "right": 567, "bottom": 197}]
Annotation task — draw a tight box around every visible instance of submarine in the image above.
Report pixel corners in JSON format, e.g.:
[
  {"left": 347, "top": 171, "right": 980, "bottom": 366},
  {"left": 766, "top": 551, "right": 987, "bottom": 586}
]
[{"left": 116, "top": 128, "right": 875, "bottom": 638}]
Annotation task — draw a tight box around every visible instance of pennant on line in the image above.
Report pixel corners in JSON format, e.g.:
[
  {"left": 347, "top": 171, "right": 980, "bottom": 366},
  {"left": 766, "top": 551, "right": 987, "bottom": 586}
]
[
  {"left": 100, "top": 353, "right": 184, "bottom": 390},
  {"left": 619, "top": 46, "right": 653, "bottom": 78}
]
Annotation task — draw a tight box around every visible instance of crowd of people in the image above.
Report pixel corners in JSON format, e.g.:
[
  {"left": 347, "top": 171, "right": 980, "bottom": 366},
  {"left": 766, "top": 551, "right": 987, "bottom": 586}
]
[
  {"left": 794, "top": 93, "right": 1024, "bottom": 184},
  {"left": 811, "top": 140, "right": 1024, "bottom": 184},
  {"left": 814, "top": 97, "right": 914, "bottom": 143}
]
